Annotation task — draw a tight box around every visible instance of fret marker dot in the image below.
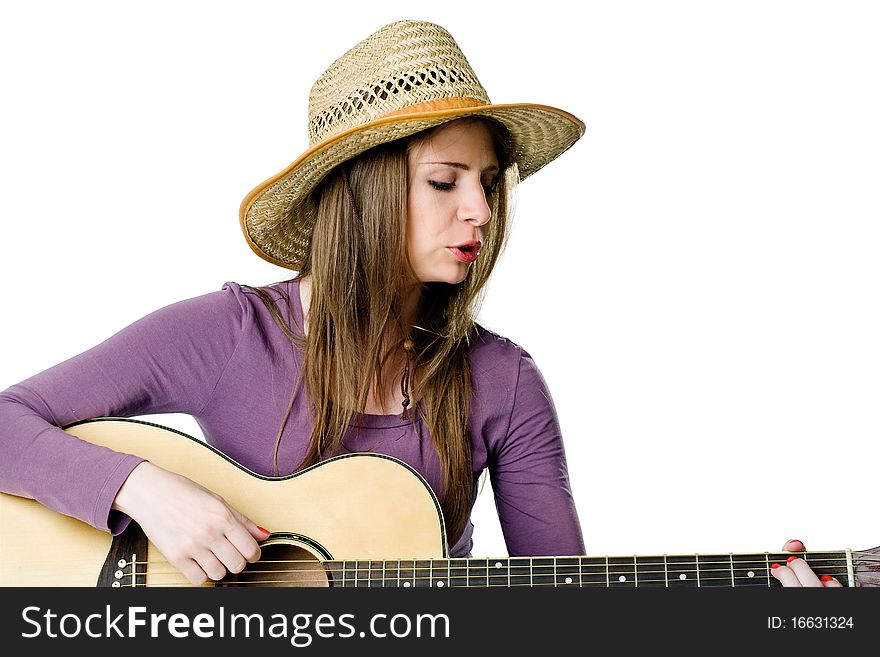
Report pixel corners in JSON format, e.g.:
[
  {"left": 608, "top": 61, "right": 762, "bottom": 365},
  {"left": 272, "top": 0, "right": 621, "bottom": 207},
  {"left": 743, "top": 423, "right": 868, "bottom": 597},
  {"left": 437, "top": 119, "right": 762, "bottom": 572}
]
[
  {"left": 403, "top": 582, "right": 411, "bottom": 587},
  {"left": 436, "top": 581, "right": 444, "bottom": 587},
  {"left": 747, "top": 571, "right": 755, "bottom": 578},
  {"left": 495, "top": 562, "right": 503, "bottom": 568},
  {"left": 679, "top": 574, "right": 687, "bottom": 580},
  {"left": 618, "top": 575, "right": 626, "bottom": 582},
  {"left": 565, "top": 577, "right": 573, "bottom": 584}
]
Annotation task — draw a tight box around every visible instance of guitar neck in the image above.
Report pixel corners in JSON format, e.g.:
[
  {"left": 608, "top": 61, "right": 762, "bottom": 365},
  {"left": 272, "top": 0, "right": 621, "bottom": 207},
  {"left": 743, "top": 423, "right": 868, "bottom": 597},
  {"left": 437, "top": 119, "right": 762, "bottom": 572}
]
[{"left": 325, "top": 551, "right": 854, "bottom": 588}]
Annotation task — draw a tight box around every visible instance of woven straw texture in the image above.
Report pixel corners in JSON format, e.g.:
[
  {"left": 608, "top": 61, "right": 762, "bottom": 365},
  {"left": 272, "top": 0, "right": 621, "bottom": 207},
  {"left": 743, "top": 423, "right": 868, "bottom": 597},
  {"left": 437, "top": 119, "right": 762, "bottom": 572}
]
[{"left": 241, "top": 20, "right": 585, "bottom": 270}]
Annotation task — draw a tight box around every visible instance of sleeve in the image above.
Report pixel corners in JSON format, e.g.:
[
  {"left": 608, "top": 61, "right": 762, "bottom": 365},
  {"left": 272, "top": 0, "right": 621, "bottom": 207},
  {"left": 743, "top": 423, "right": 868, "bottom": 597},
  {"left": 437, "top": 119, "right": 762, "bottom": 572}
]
[
  {"left": 0, "top": 283, "right": 248, "bottom": 534},
  {"left": 489, "top": 348, "right": 586, "bottom": 557}
]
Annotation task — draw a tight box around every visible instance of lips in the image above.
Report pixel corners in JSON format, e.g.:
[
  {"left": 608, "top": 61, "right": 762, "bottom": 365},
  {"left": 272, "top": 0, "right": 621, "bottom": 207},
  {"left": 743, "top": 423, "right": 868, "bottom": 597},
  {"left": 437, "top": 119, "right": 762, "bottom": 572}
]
[{"left": 447, "top": 240, "right": 482, "bottom": 263}]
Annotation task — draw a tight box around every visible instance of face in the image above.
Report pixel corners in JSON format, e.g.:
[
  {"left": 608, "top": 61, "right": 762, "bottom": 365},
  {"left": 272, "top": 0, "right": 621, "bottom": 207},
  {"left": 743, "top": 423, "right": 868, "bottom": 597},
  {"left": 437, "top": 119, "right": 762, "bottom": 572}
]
[{"left": 406, "top": 120, "right": 500, "bottom": 285}]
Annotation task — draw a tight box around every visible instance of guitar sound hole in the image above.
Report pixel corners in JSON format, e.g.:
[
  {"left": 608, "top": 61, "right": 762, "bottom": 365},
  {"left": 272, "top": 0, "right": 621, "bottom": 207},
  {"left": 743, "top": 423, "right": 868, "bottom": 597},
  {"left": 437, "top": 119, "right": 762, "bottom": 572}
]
[{"left": 225, "top": 542, "right": 329, "bottom": 587}]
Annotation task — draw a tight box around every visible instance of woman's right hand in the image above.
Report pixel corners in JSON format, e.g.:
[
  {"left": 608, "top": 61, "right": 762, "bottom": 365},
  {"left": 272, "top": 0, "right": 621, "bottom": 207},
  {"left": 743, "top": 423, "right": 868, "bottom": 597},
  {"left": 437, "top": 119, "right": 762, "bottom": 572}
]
[{"left": 112, "top": 461, "right": 270, "bottom": 585}]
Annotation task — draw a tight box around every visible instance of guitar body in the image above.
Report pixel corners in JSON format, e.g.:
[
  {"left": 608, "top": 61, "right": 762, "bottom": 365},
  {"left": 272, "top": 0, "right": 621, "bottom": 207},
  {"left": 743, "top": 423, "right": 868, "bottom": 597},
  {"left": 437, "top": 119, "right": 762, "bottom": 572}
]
[{"left": 0, "top": 418, "right": 447, "bottom": 586}]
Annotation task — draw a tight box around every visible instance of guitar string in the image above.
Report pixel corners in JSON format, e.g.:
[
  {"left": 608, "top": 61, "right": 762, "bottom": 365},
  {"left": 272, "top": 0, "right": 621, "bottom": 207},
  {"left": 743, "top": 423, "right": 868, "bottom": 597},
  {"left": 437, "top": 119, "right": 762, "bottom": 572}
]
[
  {"left": 127, "top": 564, "right": 876, "bottom": 581},
  {"left": 114, "top": 571, "right": 851, "bottom": 587},
  {"left": 126, "top": 551, "right": 879, "bottom": 565},
  {"left": 125, "top": 561, "right": 861, "bottom": 580},
  {"left": 129, "top": 563, "right": 863, "bottom": 578},
  {"left": 127, "top": 552, "right": 878, "bottom": 572}
]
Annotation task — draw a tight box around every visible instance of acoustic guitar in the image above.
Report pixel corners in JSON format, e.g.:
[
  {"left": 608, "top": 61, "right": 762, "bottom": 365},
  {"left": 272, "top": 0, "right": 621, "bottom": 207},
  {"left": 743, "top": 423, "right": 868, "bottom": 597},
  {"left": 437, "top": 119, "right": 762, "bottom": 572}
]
[{"left": 2, "top": 418, "right": 877, "bottom": 588}]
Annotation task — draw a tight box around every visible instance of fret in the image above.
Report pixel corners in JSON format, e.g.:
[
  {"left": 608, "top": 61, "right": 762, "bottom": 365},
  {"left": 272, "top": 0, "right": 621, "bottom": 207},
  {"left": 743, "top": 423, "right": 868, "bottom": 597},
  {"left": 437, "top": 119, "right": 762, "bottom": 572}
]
[
  {"left": 509, "top": 557, "right": 531, "bottom": 588},
  {"left": 555, "top": 557, "right": 581, "bottom": 587},
  {"left": 532, "top": 557, "right": 556, "bottom": 587},
  {"left": 579, "top": 556, "right": 608, "bottom": 587},
  {"left": 487, "top": 559, "right": 511, "bottom": 587},
  {"left": 634, "top": 555, "right": 666, "bottom": 587},
  {"left": 429, "top": 559, "right": 450, "bottom": 587},
  {"left": 368, "top": 560, "right": 386, "bottom": 587},
  {"left": 607, "top": 556, "right": 636, "bottom": 588},
  {"left": 803, "top": 551, "right": 849, "bottom": 583},
  {"left": 449, "top": 558, "right": 469, "bottom": 588},
  {"left": 413, "top": 559, "right": 433, "bottom": 587},
  {"left": 731, "top": 553, "right": 770, "bottom": 587},
  {"left": 354, "top": 560, "right": 370, "bottom": 588},
  {"left": 397, "top": 559, "right": 416, "bottom": 587},
  {"left": 347, "top": 560, "right": 357, "bottom": 587},
  {"left": 341, "top": 560, "right": 364, "bottom": 588},
  {"left": 382, "top": 560, "right": 401, "bottom": 587},
  {"left": 766, "top": 551, "right": 792, "bottom": 587},
  {"left": 694, "top": 554, "right": 735, "bottom": 587},
  {"left": 468, "top": 558, "right": 490, "bottom": 587},
  {"left": 665, "top": 554, "right": 700, "bottom": 588}
]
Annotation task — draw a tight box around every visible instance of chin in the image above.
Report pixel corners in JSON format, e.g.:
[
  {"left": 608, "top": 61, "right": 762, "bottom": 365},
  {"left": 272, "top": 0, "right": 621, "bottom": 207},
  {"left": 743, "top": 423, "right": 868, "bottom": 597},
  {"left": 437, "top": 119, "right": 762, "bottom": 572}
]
[{"left": 430, "top": 268, "right": 470, "bottom": 285}]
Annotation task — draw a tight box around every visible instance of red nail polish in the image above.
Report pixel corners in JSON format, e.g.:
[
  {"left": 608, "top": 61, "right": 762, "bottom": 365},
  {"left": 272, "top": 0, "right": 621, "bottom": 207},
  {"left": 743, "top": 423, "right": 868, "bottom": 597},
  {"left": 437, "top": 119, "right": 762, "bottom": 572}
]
[
  {"left": 819, "top": 575, "right": 834, "bottom": 582},
  {"left": 257, "top": 526, "right": 270, "bottom": 534},
  {"left": 770, "top": 563, "right": 781, "bottom": 569},
  {"left": 786, "top": 556, "right": 799, "bottom": 563}
]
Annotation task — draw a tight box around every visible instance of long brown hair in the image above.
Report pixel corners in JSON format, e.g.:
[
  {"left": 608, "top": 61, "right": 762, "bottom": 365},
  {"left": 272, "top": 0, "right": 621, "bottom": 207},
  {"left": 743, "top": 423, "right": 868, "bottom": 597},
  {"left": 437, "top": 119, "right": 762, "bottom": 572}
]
[{"left": 247, "top": 117, "right": 515, "bottom": 543}]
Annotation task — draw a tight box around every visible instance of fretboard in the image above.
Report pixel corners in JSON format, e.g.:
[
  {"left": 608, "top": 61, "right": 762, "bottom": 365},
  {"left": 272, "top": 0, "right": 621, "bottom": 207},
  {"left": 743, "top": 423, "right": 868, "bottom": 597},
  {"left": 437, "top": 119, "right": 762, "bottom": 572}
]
[{"left": 329, "top": 552, "right": 851, "bottom": 588}]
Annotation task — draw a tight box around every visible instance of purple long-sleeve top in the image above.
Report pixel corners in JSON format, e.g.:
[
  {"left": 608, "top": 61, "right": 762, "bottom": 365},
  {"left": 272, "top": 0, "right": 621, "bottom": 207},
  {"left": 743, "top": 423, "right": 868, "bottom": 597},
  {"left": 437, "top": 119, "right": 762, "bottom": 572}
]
[{"left": 0, "top": 279, "right": 584, "bottom": 557}]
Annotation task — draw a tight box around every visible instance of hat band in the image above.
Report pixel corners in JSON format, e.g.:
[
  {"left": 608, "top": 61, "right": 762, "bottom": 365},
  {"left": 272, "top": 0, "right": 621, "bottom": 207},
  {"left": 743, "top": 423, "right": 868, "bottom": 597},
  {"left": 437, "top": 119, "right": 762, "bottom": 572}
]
[{"left": 380, "top": 96, "right": 487, "bottom": 119}]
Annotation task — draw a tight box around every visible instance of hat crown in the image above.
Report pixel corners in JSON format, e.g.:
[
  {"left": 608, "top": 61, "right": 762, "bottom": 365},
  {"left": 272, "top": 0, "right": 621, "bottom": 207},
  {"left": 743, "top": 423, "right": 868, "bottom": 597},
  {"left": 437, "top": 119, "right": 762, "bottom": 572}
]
[{"left": 307, "top": 20, "right": 491, "bottom": 146}]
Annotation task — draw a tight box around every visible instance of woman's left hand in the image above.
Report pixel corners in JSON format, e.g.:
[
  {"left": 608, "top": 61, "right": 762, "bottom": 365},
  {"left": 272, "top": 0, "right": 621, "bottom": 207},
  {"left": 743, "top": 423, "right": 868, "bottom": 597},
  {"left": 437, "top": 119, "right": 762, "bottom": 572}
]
[{"left": 770, "top": 539, "right": 844, "bottom": 587}]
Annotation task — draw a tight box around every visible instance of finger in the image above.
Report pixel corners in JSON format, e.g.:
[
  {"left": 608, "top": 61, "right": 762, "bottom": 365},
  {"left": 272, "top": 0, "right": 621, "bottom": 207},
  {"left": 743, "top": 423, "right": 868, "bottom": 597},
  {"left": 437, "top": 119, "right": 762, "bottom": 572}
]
[
  {"left": 229, "top": 510, "right": 268, "bottom": 558},
  {"left": 226, "top": 525, "right": 263, "bottom": 564},
  {"left": 243, "top": 516, "right": 271, "bottom": 541},
  {"left": 210, "top": 538, "right": 249, "bottom": 575},
  {"left": 821, "top": 575, "right": 844, "bottom": 588},
  {"left": 770, "top": 563, "right": 802, "bottom": 587},
  {"left": 782, "top": 538, "right": 805, "bottom": 553},
  {"left": 174, "top": 558, "right": 210, "bottom": 586},
  {"left": 785, "top": 557, "right": 824, "bottom": 587},
  {"left": 194, "top": 550, "right": 228, "bottom": 582},
  {"left": 234, "top": 511, "right": 270, "bottom": 546}
]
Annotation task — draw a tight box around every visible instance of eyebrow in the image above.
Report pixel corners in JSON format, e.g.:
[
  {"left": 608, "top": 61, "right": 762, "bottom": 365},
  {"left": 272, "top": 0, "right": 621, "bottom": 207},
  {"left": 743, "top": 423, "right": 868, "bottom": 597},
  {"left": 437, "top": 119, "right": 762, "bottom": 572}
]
[{"left": 418, "top": 161, "right": 500, "bottom": 173}]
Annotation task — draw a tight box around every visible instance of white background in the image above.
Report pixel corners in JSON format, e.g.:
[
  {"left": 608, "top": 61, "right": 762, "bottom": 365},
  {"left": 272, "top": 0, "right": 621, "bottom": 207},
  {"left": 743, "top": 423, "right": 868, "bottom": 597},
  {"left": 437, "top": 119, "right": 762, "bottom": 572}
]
[{"left": 2, "top": 1, "right": 877, "bottom": 561}]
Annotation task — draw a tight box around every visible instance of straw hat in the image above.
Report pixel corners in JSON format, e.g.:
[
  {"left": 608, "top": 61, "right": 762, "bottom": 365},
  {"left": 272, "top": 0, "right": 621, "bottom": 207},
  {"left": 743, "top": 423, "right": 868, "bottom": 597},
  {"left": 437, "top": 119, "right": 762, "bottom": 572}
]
[{"left": 239, "top": 19, "right": 585, "bottom": 270}]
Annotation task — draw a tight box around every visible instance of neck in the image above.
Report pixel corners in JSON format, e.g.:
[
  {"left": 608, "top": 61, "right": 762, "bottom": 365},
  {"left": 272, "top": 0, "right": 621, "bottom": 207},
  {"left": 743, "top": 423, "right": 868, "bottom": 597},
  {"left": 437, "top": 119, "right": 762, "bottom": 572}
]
[
  {"left": 299, "top": 275, "right": 423, "bottom": 340},
  {"left": 298, "top": 275, "right": 422, "bottom": 415}
]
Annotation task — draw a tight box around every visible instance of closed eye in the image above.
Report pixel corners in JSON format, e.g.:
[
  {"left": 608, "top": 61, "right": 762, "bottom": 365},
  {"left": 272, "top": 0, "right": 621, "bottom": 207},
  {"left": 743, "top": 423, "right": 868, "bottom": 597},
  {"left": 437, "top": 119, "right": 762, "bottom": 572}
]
[{"left": 429, "top": 179, "right": 498, "bottom": 195}]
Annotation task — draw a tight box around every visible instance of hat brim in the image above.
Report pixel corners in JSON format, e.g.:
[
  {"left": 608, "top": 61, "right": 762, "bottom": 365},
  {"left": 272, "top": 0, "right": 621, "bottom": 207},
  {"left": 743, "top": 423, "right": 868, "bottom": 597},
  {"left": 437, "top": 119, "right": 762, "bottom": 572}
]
[{"left": 240, "top": 102, "right": 585, "bottom": 270}]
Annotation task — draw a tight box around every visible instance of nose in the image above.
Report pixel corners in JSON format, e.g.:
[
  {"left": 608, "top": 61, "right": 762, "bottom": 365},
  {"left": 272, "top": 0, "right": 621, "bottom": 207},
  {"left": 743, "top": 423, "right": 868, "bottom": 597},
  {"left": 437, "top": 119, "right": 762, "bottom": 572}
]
[{"left": 457, "top": 180, "right": 492, "bottom": 227}]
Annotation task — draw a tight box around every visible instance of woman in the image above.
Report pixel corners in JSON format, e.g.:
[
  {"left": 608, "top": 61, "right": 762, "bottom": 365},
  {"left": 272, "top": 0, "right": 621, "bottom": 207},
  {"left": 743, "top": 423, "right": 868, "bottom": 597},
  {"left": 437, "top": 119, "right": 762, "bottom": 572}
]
[{"left": 0, "top": 20, "right": 832, "bottom": 588}]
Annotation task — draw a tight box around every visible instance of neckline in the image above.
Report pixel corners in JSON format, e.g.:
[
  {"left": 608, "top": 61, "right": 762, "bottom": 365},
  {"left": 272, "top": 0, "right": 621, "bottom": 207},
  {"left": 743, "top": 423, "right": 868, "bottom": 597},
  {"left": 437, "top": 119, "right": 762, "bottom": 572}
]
[{"left": 288, "top": 277, "right": 416, "bottom": 428}]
